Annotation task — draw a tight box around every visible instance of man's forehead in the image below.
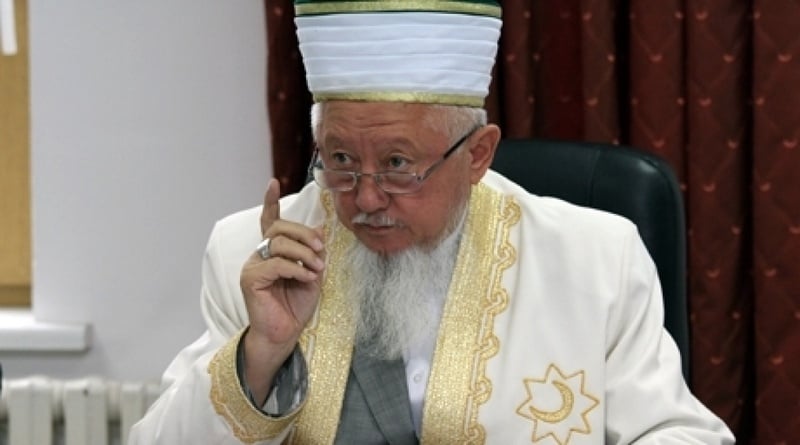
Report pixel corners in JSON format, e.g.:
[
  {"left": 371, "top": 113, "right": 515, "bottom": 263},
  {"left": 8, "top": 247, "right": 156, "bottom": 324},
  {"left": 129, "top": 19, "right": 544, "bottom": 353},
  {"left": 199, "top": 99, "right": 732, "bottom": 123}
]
[
  {"left": 320, "top": 132, "right": 424, "bottom": 150},
  {"left": 320, "top": 102, "right": 440, "bottom": 134},
  {"left": 323, "top": 100, "right": 435, "bottom": 116}
]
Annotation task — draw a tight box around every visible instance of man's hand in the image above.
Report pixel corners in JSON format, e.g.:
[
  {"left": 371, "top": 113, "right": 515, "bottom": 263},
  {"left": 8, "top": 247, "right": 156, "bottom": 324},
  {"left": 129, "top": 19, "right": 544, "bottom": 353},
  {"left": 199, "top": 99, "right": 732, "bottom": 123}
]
[{"left": 240, "top": 178, "right": 325, "bottom": 403}]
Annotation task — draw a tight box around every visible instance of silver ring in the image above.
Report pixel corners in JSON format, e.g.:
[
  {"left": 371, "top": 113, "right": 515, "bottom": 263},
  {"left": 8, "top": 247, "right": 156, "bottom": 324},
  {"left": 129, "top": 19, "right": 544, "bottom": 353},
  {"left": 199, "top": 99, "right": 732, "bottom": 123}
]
[{"left": 256, "top": 237, "right": 272, "bottom": 260}]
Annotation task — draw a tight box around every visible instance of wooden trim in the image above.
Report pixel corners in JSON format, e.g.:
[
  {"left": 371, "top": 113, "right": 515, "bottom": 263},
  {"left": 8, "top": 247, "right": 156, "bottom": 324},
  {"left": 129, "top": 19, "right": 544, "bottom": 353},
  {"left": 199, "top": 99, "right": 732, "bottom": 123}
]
[
  {"left": 0, "top": 286, "right": 31, "bottom": 307},
  {"left": 0, "top": 0, "right": 31, "bottom": 307}
]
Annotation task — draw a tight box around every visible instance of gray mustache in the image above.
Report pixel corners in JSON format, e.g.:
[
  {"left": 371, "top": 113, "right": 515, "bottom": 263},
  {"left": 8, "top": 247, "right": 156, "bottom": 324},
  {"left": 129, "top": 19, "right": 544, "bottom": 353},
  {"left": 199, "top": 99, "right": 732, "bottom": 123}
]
[{"left": 351, "top": 213, "right": 399, "bottom": 227}]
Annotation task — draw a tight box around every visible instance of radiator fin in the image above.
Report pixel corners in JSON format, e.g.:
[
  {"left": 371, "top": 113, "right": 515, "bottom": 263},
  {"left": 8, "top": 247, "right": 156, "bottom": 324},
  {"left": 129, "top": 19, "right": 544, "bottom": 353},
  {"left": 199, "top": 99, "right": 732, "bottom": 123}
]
[{"left": 0, "top": 376, "right": 161, "bottom": 445}]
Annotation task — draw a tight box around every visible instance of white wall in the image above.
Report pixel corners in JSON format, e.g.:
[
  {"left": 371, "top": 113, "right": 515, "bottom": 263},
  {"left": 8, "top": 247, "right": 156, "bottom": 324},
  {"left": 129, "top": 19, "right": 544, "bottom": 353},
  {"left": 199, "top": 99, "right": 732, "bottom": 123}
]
[{"left": 0, "top": 0, "right": 270, "bottom": 381}]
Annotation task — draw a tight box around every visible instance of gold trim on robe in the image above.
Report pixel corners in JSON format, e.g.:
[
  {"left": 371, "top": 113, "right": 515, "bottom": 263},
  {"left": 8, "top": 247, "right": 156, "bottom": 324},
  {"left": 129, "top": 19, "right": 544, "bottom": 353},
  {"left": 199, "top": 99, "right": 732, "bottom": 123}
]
[
  {"left": 291, "top": 191, "right": 356, "bottom": 443},
  {"left": 208, "top": 329, "right": 302, "bottom": 443},
  {"left": 420, "top": 183, "right": 520, "bottom": 444}
]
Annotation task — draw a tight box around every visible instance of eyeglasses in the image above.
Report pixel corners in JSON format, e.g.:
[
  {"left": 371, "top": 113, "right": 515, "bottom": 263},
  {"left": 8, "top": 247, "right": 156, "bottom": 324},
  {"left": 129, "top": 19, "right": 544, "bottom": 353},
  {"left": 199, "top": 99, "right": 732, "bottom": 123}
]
[{"left": 309, "top": 126, "right": 481, "bottom": 195}]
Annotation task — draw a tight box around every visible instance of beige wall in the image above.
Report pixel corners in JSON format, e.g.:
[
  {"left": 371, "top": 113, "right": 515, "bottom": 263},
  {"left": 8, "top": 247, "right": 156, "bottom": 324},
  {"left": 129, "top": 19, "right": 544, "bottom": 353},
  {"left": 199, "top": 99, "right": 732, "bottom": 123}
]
[{"left": 0, "top": 0, "right": 30, "bottom": 306}]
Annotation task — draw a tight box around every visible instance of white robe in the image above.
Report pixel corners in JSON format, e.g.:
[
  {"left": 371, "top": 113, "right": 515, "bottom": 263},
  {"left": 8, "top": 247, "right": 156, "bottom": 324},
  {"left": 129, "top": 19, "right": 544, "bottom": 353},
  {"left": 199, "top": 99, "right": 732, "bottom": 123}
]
[{"left": 129, "top": 171, "right": 734, "bottom": 444}]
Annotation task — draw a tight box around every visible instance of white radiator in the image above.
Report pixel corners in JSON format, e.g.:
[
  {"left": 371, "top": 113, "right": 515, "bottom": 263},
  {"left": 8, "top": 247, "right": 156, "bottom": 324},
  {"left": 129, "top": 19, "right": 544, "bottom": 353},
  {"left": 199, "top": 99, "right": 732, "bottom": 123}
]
[{"left": 0, "top": 376, "right": 161, "bottom": 445}]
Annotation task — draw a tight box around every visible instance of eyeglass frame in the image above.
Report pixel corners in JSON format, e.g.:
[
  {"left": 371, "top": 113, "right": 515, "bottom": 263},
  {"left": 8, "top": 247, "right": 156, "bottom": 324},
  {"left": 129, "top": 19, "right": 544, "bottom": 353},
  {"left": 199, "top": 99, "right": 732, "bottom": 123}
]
[{"left": 307, "top": 125, "right": 482, "bottom": 195}]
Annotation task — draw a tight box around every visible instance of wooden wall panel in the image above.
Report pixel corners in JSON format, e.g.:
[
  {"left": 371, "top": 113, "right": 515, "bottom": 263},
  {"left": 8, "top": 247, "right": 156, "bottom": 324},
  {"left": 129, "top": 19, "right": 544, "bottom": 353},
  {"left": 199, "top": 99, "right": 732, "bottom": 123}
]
[{"left": 0, "top": 0, "right": 31, "bottom": 306}]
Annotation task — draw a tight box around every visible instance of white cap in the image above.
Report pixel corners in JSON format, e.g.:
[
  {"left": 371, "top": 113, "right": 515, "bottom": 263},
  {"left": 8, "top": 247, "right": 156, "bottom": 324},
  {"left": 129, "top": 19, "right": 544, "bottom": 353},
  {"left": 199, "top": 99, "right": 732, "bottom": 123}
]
[{"left": 294, "top": 1, "right": 502, "bottom": 107}]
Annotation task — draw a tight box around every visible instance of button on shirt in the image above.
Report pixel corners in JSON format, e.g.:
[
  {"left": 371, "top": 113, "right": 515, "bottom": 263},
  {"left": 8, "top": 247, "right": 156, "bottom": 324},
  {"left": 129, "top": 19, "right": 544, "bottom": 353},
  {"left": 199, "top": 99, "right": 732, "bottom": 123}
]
[
  {"left": 403, "top": 287, "right": 447, "bottom": 436},
  {"left": 405, "top": 343, "right": 435, "bottom": 434}
]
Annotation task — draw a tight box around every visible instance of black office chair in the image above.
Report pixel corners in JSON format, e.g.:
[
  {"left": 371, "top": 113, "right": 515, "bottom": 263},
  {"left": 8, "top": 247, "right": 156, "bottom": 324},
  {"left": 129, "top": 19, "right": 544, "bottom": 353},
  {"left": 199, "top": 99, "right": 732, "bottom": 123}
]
[{"left": 491, "top": 138, "right": 690, "bottom": 381}]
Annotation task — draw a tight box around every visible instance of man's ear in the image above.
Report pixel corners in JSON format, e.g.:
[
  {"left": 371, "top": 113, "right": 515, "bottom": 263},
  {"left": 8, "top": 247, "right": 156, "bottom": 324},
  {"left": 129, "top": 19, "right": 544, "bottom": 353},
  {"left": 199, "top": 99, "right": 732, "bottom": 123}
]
[{"left": 467, "top": 124, "right": 501, "bottom": 184}]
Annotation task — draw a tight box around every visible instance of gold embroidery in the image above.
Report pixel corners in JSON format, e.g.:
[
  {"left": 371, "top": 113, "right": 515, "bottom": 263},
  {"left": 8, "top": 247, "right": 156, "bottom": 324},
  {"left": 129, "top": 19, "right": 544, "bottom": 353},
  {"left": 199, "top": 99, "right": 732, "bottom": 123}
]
[
  {"left": 312, "top": 91, "right": 485, "bottom": 108},
  {"left": 291, "top": 190, "right": 356, "bottom": 444},
  {"left": 516, "top": 364, "right": 600, "bottom": 444},
  {"left": 421, "top": 184, "right": 520, "bottom": 444},
  {"left": 208, "top": 329, "right": 300, "bottom": 443},
  {"left": 295, "top": 1, "right": 502, "bottom": 18},
  {"left": 527, "top": 381, "right": 574, "bottom": 424},
  {"left": 314, "top": 91, "right": 483, "bottom": 107}
]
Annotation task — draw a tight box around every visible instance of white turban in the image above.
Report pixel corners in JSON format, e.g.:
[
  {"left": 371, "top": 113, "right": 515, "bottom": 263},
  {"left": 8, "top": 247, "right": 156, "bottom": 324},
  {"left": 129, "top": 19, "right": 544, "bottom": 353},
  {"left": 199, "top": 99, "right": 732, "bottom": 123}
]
[{"left": 294, "top": 1, "right": 502, "bottom": 107}]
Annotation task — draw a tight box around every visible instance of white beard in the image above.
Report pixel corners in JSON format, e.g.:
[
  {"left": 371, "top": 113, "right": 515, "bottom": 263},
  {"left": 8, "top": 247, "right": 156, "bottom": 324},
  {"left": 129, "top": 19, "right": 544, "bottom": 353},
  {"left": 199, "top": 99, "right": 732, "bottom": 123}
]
[{"left": 344, "top": 220, "right": 464, "bottom": 361}]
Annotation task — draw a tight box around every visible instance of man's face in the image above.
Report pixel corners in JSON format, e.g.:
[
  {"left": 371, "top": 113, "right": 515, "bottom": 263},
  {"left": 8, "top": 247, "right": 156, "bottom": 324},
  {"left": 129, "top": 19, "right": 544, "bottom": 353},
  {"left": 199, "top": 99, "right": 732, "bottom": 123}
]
[{"left": 317, "top": 101, "right": 475, "bottom": 255}]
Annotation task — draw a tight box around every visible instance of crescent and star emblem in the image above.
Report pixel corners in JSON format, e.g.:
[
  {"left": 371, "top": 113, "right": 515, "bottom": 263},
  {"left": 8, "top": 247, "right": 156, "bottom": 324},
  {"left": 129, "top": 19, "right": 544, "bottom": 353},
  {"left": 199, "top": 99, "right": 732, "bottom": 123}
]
[
  {"left": 526, "top": 380, "right": 575, "bottom": 423},
  {"left": 516, "top": 364, "right": 600, "bottom": 444}
]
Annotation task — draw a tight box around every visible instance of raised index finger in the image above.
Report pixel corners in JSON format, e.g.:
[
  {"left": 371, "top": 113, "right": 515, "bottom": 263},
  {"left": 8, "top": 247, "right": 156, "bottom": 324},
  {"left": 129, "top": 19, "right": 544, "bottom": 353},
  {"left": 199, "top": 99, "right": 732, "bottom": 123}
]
[{"left": 260, "top": 178, "right": 281, "bottom": 237}]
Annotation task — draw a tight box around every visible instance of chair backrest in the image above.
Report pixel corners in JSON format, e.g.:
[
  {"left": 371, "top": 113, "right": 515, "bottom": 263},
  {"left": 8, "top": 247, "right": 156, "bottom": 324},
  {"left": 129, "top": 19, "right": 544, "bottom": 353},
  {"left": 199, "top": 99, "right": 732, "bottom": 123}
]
[{"left": 491, "top": 138, "right": 690, "bottom": 380}]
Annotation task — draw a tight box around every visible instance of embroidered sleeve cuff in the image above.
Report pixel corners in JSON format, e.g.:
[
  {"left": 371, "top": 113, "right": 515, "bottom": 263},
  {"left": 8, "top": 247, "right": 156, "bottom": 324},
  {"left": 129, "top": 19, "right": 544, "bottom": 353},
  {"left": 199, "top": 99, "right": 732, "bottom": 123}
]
[
  {"left": 208, "top": 328, "right": 306, "bottom": 443},
  {"left": 236, "top": 334, "right": 308, "bottom": 415}
]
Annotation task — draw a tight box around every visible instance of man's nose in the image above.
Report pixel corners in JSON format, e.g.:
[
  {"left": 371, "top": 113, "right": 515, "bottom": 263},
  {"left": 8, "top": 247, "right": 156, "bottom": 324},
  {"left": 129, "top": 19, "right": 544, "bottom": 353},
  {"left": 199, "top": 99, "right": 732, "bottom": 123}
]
[{"left": 354, "top": 174, "right": 390, "bottom": 213}]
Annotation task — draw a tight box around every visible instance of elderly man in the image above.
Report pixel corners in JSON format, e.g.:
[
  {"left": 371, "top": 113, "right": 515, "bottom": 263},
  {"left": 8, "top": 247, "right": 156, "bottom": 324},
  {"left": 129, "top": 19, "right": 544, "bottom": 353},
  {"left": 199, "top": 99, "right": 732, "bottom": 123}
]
[{"left": 130, "top": 1, "right": 734, "bottom": 443}]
